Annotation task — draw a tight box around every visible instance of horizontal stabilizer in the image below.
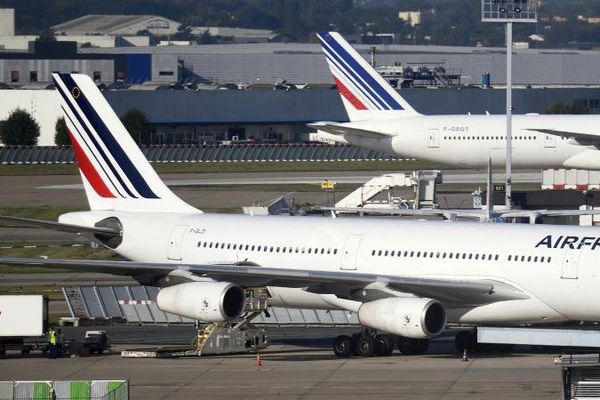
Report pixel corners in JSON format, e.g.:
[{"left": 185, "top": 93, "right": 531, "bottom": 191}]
[
  {"left": 308, "top": 123, "right": 393, "bottom": 139},
  {"left": 0, "top": 215, "right": 120, "bottom": 237}
]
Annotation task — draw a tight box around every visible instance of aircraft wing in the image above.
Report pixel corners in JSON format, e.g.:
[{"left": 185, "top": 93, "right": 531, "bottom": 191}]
[
  {"left": 0, "top": 257, "right": 528, "bottom": 306},
  {"left": 525, "top": 128, "right": 600, "bottom": 145},
  {"left": 0, "top": 216, "right": 121, "bottom": 237},
  {"left": 308, "top": 122, "right": 394, "bottom": 139}
]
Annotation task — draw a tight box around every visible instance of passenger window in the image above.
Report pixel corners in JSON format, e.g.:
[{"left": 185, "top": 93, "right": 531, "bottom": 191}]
[
  {"left": 384, "top": 250, "right": 389, "bottom": 256},
  {"left": 197, "top": 242, "right": 202, "bottom": 247},
  {"left": 203, "top": 242, "right": 208, "bottom": 248},
  {"left": 327, "top": 248, "right": 331, "bottom": 254},
  {"left": 404, "top": 251, "right": 408, "bottom": 257},
  {"left": 527, "top": 256, "right": 532, "bottom": 262},
  {"left": 372, "top": 250, "right": 376, "bottom": 256},
  {"left": 308, "top": 248, "right": 312, "bottom": 254},
  {"left": 417, "top": 251, "right": 421, "bottom": 257},
  {"left": 534, "top": 256, "right": 538, "bottom": 262},
  {"left": 333, "top": 249, "right": 338, "bottom": 255},
  {"left": 410, "top": 251, "right": 414, "bottom": 257},
  {"left": 521, "top": 256, "right": 525, "bottom": 262},
  {"left": 475, "top": 254, "right": 479, "bottom": 260},
  {"left": 390, "top": 251, "right": 395, "bottom": 256},
  {"left": 508, "top": 255, "right": 512, "bottom": 261},
  {"left": 548, "top": 257, "right": 552, "bottom": 263},
  {"left": 462, "top": 253, "right": 466, "bottom": 259},
  {"left": 468, "top": 254, "right": 473, "bottom": 260},
  {"left": 540, "top": 256, "right": 544, "bottom": 262},
  {"left": 227, "top": 244, "right": 231, "bottom": 249},
  {"left": 495, "top": 255, "right": 498, "bottom": 260}
]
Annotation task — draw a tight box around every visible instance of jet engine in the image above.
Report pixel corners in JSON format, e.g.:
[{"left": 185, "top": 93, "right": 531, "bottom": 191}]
[
  {"left": 358, "top": 297, "right": 446, "bottom": 339},
  {"left": 157, "top": 282, "right": 245, "bottom": 322}
]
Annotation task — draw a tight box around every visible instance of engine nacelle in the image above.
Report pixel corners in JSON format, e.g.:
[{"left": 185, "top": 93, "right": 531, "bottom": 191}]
[
  {"left": 157, "top": 282, "right": 245, "bottom": 322},
  {"left": 358, "top": 297, "right": 446, "bottom": 339}
]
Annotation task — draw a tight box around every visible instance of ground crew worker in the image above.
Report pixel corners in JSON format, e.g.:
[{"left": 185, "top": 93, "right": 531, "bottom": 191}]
[{"left": 47, "top": 327, "right": 57, "bottom": 358}]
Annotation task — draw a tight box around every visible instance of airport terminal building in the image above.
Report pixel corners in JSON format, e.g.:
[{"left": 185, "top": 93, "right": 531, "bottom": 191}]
[{"left": 2, "top": 15, "right": 600, "bottom": 145}]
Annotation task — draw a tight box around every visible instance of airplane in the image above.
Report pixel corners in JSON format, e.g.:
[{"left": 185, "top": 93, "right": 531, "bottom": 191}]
[
  {"left": 2, "top": 73, "right": 600, "bottom": 358},
  {"left": 311, "top": 32, "right": 600, "bottom": 170}
]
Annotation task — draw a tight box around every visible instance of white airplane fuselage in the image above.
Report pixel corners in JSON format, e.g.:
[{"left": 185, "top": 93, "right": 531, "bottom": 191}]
[
  {"left": 340, "top": 114, "right": 600, "bottom": 169},
  {"left": 64, "top": 210, "right": 600, "bottom": 326}
]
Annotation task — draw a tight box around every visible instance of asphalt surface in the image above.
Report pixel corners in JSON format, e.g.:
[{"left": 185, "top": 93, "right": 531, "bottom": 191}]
[{"left": 0, "top": 327, "right": 562, "bottom": 399}]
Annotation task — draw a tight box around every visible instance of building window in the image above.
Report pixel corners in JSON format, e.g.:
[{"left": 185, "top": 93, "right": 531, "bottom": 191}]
[
  {"left": 11, "top": 71, "right": 19, "bottom": 82},
  {"left": 159, "top": 71, "right": 175, "bottom": 76},
  {"left": 30, "top": 71, "right": 38, "bottom": 82}
]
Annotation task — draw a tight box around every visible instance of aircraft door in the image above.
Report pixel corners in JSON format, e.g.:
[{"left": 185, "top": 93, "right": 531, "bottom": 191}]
[
  {"left": 340, "top": 234, "right": 363, "bottom": 270},
  {"left": 561, "top": 251, "right": 580, "bottom": 279},
  {"left": 167, "top": 225, "right": 188, "bottom": 261},
  {"left": 544, "top": 134, "right": 557, "bottom": 149},
  {"left": 427, "top": 129, "right": 440, "bottom": 149}
]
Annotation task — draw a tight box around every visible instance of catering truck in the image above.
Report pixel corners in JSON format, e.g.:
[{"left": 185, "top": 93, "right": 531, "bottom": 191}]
[{"left": 0, "top": 295, "right": 48, "bottom": 355}]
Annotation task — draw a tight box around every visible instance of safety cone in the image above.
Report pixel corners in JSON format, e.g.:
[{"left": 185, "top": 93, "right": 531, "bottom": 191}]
[
  {"left": 255, "top": 354, "right": 262, "bottom": 367},
  {"left": 461, "top": 348, "right": 469, "bottom": 362}
]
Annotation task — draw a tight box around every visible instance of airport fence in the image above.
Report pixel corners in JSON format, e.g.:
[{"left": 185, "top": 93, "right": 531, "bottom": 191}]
[
  {"left": 0, "top": 380, "right": 128, "bottom": 400},
  {"left": 0, "top": 144, "right": 400, "bottom": 164}
]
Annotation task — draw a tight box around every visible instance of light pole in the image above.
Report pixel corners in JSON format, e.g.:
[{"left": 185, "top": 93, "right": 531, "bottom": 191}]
[{"left": 482, "top": 0, "right": 537, "bottom": 211}]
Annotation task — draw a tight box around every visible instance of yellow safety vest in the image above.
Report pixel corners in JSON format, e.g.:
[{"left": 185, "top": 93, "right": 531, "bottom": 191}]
[{"left": 49, "top": 331, "right": 57, "bottom": 345}]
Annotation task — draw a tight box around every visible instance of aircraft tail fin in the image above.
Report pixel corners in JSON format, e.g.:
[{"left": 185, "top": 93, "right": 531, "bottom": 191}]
[
  {"left": 52, "top": 73, "right": 199, "bottom": 213},
  {"left": 317, "top": 32, "right": 420, "bottom": 122}
]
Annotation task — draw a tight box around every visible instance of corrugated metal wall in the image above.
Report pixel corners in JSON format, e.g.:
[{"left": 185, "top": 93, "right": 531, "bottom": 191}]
[{"left": 0, "top": 144, "right": 399, "bottom": 164}]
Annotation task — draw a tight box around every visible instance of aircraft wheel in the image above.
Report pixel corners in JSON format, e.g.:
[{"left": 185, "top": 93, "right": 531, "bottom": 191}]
[
  {"left": 333, "top": 335, "right": 353, "bottom": 358},
  {"left": 398, "top": 337, "right": 423, "bottom": 355},
  {"left": 416, "top": 339, "right": 429, "bottom": 355},
  {"left": 374, "top": 335, "right": 394, "bottom": 356},
  {"left": 355, "top": 335, "right": 375, "bottom": 357}
]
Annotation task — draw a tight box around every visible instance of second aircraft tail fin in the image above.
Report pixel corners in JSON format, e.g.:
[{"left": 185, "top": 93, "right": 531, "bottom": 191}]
[{"left": 317, "top": 32, "right": 420, "bottom": 122}]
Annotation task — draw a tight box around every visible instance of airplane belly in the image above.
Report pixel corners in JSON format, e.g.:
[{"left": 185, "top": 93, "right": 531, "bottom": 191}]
[{"left": 449, "top": 298, "right": 566, "bottom": 324}]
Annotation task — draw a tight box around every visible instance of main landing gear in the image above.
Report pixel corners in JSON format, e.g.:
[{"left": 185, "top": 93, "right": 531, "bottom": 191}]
[{"left": 333, "top": 329, "right": 428, "bottom": 358}]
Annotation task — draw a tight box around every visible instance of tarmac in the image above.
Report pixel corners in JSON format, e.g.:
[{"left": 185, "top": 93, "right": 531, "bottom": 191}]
[{"left": 0, "top": 327, "right": 562, "bottom": 399}]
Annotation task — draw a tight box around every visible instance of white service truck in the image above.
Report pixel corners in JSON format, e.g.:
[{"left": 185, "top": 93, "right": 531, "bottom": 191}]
[{"left": 0, "top": 295, "right": 48, "bottom": 355}]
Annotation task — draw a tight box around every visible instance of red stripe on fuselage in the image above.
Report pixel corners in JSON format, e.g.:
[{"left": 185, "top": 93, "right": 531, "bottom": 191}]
[
  {"left": 69, "top": 130, "right": 116, "bottom": 198},
  {"left": 333, "top": 76, "right": 367, "bottom": 110}
]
